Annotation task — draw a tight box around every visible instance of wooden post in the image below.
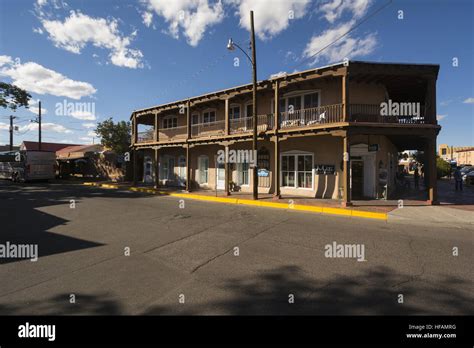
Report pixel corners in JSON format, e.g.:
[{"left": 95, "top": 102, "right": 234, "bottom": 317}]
[
  {"left": 186, "top": 99, "right": 191, "bottom": 139},
  {"left": 133, "top": 149, "right": 138, "bottom": 186},
  {"left": 224, "top": 145, "right": 230, "bottom": 196},
  {"left": 224, "top": 98, "right": 230, "bottom": 135},
  {"left": 342, "top": 73, "right": 350, "bottom": 122},
  {"left": 154, "top": 112, "right": 159, "bottom": 142},
  {"left": 186, "top": 145, "right": 191, "bottom": 192},
  {"left": 133, "top": 114, "right": 138, "bottom": 144},
  {"left": 342, "top": 135, "right": 352, "bottom": 206},
  {"left": 426, "top": 136, "right": 438, "bottom": 204},
  {"left": 273, "top": 81, "right": 280, "bottom": 199},
  {"left": 426, "top": 77, "right": 437, "bottom": 124},
  {"left": 154, "top": 147, "right": 159, "bottom": 188},
  {"left": 251, "top": 10, "right": 258, "bottom": 200}
]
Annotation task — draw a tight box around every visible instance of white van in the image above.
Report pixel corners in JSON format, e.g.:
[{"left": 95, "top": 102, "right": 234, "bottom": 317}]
[{"left": 0, "top": 150, "right": 56, "bottom": 182}]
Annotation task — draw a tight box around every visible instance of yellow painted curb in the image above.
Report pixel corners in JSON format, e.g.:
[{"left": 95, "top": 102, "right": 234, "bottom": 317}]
[{"left": 82, "top": 182, "right": 387, "bottom": 221}]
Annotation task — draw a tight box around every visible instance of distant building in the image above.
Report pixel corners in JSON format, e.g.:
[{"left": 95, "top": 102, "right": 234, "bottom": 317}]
[
  {"left": 0, "top": 145, "right": 20, "bottom": 152},
  {"left": 438, "top": 144, "right": 474, "bottom": 165},
  {"left": 20, "top": 141, "right": 79, "bottom": 152}
]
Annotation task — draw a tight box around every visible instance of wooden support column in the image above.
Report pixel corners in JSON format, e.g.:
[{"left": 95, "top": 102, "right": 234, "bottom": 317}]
[
  {"left": 342, "top": 135, "right": 352, "bottom": 207},
  {"left": 342, "top": 72, "right": 350, "bottom": 122},
  {"left": 132, "top": 149, "right": 138, "bottom": 186},
  {"left": 224, "top": 98, "right": 230, "bottom": 135},
  {"left": 133, "top": 114, "right": 138, "bottom": 144},
  {"left": 273, "top": 81, "right": 280, "bottom": 199},
  {"left": 426, "top": 136, "right": 438, "bottom": 204},
  {"left": 154, "top": 147, "right": 159, "bottom": 188},
  {"left": 224, "top": 145, "right": 230, "bottom": 196},
  {"left": 186, "top": 145, "right": 191, "bottom": 192},
  {"left": 154, "top": 112, "right": 159, "bottom": 142},
  {"left": 426, "top": 77, "right": 437, "bottom": 125},
  {"left": 186, "top": 99, "right": 191, "bottom": 139}
]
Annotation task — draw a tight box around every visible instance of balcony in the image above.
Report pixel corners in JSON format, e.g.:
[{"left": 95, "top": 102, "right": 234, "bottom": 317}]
[{"left": 134, "top": 103, "right": 430, "bottom": 144}]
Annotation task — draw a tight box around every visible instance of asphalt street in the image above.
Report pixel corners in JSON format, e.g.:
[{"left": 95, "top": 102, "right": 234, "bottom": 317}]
[{"left": 0, "top": 181, "right": 472, "bottom": 315}]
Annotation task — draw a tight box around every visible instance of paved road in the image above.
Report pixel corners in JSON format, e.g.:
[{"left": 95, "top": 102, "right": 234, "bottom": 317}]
[{"left": 0, "top": 181, "right": 472, "bottom": 315}]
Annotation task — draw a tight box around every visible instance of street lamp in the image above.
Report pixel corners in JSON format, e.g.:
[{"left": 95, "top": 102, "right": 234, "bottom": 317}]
[{"left": 227, "top": 11, "right": 258, "bottom": 200}]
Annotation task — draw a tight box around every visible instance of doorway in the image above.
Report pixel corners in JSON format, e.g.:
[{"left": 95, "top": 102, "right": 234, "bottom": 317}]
[
  {"left": 351, "top": 160, "right": 364, "bottom": 199},
  {"left": 216, "top": 162, "right": 225, "bottom": 190}
]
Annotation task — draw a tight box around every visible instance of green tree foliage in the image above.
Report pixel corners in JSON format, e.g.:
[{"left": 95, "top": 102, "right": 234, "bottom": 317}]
[
  {"left": 0, "top": 82, "right": 31, "bottom": 111},
  {"left": 95, "top": 117, "right": 131, "bottom": 154},
  {"left": 436, "top": 156, "right": 451, "bottom": 179}
]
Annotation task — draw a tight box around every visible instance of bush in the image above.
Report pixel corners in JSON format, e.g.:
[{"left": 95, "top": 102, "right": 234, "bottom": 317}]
[{"left": 436, "top": 157, "right": 451, "bottom": 178}]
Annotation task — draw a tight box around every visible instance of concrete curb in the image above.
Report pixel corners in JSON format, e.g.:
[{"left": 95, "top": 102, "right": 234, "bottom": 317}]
[{"left": 83, "top": 182, "right": 388, "bottom": 221}]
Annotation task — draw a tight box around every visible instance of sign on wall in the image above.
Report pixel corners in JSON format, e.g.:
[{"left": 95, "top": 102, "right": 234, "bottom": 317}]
[{"left": 315, "top": 164, "right": 336, "bottom": 175}]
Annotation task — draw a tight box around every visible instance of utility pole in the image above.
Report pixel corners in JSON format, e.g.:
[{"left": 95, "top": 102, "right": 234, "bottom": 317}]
[
  {"left": 38, "top": 101, "right": 42, "bottom": 151},
  {"left": 9, "top": 115, "right": 17, "bottom": 151},
  {"left": 250, "top": 10, "right": 258, "bottom": 200},
  {"left": 226, "top": 11, "right": 258, "bottom": 199}
]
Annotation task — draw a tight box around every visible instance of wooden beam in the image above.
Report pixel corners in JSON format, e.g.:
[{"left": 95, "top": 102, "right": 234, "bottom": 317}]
[{"left": 342, "top": 136, "right": 352, "bottom": 206}]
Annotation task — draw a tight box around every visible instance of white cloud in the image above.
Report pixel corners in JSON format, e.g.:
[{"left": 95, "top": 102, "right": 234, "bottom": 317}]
[
  {"left": 20, "top": 122, "right": 72, "bottom": 134},
  {"left": 303, "top": 20, "right": 377, "bottom": 64},
  {"left": 33, "top": 27, "right": 44, "bottom": 34},
  {"left": 0, "top": 122, "right": 10, "bottom": 131},
  {"left": 436, "top": 114, "right": 447, "bottom": 121},
  {"left": 319, "top": 0, "right": 373, "bottom": 23},
  {"left": 0, "top": 55, "right": 96, "bottom": 100},
  {"left": 230, "top": 0, "right": 310, "bottom": 40},
  {"left": 28, "top": 99, "right": 48, "bottom": 115},
  {"left": 38, "top": 10, "right": 143, "bottom": 69},
  {"left": 79, "top": 136, "right": 93, "bottom": 142},
  {"left": 463, "top": 97, "right": 474, "bottom": 104},
  {"left": 143, "top": 0, "right": 225, "bottom": 46},
  {"left": 142, "top": 11, "right": 153, "bottom": 27},
  {"left": 87, "top": 130, "right": 97, "bottom": 137},
  {"left": 69, "top": 110, "right": 96, "bottom": 120},
  {"left": 0, "top": 55, "right": 13, "bottom": 67},
  {"left": 82, "top": 122, "right": 96, "bottom": 128}
]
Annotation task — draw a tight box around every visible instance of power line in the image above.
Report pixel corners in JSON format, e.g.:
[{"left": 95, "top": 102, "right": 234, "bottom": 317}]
[{"left": 292, "top": 0, "right": 393, "bottom": 70}]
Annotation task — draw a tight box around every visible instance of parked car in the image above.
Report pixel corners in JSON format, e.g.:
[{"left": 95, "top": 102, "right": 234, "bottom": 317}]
[
  {"left": 0, "top": 150, "right": 56, "bottom": 182},
  {"left": 465, "top": 171, "right": 474, "bottom": 185}
]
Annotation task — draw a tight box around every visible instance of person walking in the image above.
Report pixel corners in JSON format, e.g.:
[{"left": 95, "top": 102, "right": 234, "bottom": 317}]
[
  {"left": 414, "top": 167, "right": 420, "bottom": 189},
  {"left": 453, "top": 167, "right": 463, "bottom": 191}
]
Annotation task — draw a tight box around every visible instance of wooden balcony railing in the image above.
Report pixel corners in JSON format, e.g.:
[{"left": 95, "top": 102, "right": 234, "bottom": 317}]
[
  {"left": 350, "top": 104, "right": 427, "bottom": 124},
  {"left": 191, "top": 120, "right": 225, "bottom": 137},
  {"left": 135, "top": 103, "right": 430, "bottom": 144},
  {"left": 159, "top": 126, "right": 188, "bottom": 141},
  {"left": 230, "top": 114, "right": 274, "bottom": 134},
  {"left": 137, "top": 130, "right": 154, "bottom": 143},
  {"left": 280, "top": 104, "right": 343, "bottom": 129}
]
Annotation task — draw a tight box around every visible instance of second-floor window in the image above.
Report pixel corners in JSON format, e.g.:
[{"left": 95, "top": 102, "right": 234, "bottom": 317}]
[
  {"left": 192, "top": 114, "right": 200, "bottom": 125},
  {"left": 229, "top": 105, "right": 241, "bottom": 119},
  {"left": 203, "top": 110, "right": 216, "bottom": 124},
  {"left": 163, "top": 117, "right": 178, "bottom": 129}
]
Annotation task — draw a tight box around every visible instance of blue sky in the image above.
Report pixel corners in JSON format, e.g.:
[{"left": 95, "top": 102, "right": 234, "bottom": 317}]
[{"left": 0, "top": 0, "right": 472, "bottom": 147}]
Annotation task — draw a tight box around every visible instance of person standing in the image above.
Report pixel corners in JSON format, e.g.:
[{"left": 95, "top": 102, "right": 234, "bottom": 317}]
[
  {"left": 414, "top": 167, "right": 420, "bottom": 189},
  {"left": 453, "top": 167, "right": 463, "bottom": 191}
]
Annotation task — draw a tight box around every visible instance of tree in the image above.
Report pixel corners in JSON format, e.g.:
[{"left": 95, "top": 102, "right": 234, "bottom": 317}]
[
  {"left": 95, "top": 117, "right": 131, "bottom": 154},
  {"left": 0, "top": 82, "right": 31, "bottom": 111},
  {"left": 436, "top": 156, "right": 451, "bottom": 179}
]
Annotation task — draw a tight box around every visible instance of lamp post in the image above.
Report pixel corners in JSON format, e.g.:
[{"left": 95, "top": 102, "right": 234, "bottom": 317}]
[{"left": 227, "top": 11, "right": 258, "bottom": 200}]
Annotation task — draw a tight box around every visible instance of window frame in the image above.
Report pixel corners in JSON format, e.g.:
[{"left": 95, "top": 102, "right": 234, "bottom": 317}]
[
  {"left": 202, "top": 108, "right": 217, "bottom": 125},
  {"left": 162, "top": 115, "right": 178, "bottom": 129},
  {"left": 271, "top": 90, "right": 321, "bottom": 114},
  {"left": 280, "top": 151, "right": 314, "bottom": 190},
  {"left": 198, "top": 155, "right": 209, "bottom": 185}
]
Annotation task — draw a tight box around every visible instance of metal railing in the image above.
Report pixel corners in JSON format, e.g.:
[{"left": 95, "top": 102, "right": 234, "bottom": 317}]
[
  {"left": 279, "top": 104, "right": 343, "bottom": 129},
  {"left": 350, "top": 104, "right": 427, "bottom": 124}
]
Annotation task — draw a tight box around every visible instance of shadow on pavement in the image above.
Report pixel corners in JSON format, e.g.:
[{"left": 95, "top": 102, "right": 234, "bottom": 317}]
[{"left": 0, "top": 181, "right": 148, "bottom": 264}]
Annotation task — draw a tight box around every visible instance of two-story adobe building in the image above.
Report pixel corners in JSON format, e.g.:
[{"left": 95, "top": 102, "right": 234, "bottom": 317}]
[{"left": 130, "top": 61, "right": 440, "bottom": 206}]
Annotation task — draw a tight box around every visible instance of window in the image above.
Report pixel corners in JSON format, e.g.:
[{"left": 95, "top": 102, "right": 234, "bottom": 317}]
[
  {"left": 246, "top": 104, "right": 253, "bottom": 117},
  {"left": 281, "top": 154, "right": 313, "bottom": 189},
  {"left": 198, "top": 156, "right": 209, "bottom": 184},
  {"left": 287, "top": 96, "right": 301, "bottom": 113},
  {"left": 203, "top": 110, "right": 216, "bottom": 124},
  {"left": 229, "top": 105, "right": 241, "bottom": 120},
  {"left": 441, "top": 148, "right": 447, "bottom": 155},
  {"left": 163, "top": 117, "right": 178, "bottom": 129},
  {"left": 304, "top": 93, "right": 319, "bottom": 109},
  {"left": 192, "top": 114, "right": 200, "bottom": 125},
  {"left": 237, "top": 162, "right": 249, "bottom": 185}
]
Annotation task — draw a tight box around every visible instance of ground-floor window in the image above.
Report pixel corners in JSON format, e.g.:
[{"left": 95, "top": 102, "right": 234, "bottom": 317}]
[
  {"left": 178, "top": 156, "right": 186, "bottom": 185},
  {"left": 282, "top": 154, "right": 313, "bottom": 189},
  {"left": 237, "top": 162, "right": 249, "bottom": 185},
  {"left": 160, "top": 156, "right": 175, "bottom": 181},
  {"left": 198, "top": 156, "right": 209, "bottom": 184}
]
